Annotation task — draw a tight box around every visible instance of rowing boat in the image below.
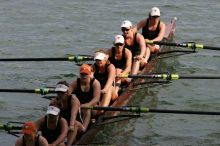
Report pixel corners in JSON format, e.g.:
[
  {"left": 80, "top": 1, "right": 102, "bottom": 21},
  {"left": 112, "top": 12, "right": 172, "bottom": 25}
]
[{"left": 75, "top": 17, "right": 177, "bottom": 145}]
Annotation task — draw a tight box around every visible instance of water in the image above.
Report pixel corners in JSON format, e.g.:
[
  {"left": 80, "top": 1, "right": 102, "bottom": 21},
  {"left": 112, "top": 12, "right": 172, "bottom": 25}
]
[{"left": 0, "top": 0, "right": 220, "bottom": 145}]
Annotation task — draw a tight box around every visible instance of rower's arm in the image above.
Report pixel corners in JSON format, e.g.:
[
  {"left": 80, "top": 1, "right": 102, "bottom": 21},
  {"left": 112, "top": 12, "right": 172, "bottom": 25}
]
[
  {"left": 122, "top": 49, "right": 132, "bottom": 74},
  {"left": 135, "top": 19, "right": 147, "bottom": 31},
  {"left": 34, "top": 117, "right": 44, "bottom": 131},
  {"left": 103, "top": 64, "right": 115, "bottom": 91},
  {"left": 87, "top": 79, "right": 101, "bottom": 106},
  {"left": 68, "top": 80, "right": 77, "bottom": 95},
  {"left": 70, "top": 96, "right": 80, "bottom": 127},
  {"left": 137, "top": 33, "right": 149, "bottom": 59}
]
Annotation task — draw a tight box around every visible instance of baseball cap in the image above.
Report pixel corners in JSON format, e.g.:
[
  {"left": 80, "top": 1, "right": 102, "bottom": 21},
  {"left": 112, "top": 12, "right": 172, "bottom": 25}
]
[
  {"left": 22, "top": 122, "right": 36, "bottom": 135},
  {"left": 94, "top": 52, "right": 106, "bottom": 61},
  {"left": 121, "top": 20, "right": 132, "bottom": 28},
  {"left": 55, "top": 84, "right": 68, "bottom": 92},
  {"left": 46, "top": 106, "right": 60, "bottom": 116},
  {"left": 150, "top": 7, "right": 160, "bottom": 17},
  {"left": 80, "top": 64, "right": 91, "bottom": 75},
  {"left": 114, "top": 35, "right": 124, "bottom": 44}
]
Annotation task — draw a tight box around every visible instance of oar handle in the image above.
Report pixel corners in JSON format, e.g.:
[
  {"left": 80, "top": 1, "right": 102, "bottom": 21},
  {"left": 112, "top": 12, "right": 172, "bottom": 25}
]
[
  {"left": 83, "top": 106, "right": 220, "bottom": 115},
  {"left": 117, "top": 74, "right": 220, "bottom": 80},
  {"left": 0, "top": 123, "right": 22, "bottom": 131}
]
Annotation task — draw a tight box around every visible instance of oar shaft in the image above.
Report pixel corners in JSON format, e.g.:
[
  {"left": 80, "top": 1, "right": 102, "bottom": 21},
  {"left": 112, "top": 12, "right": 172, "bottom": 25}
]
[
  {"left": 0, "top": 56, "right": 94, "bottom": 62},
  {"left": 179, "top": 75, "right": 220, "bottom": 79},
  {"left": 149, "top": 109, "right": 220, "bottom": 115},
  {"left": 203, "top": 45, "right": 220, "bottom": 51},
  {"left": 119, "top": 74, "right": 220, "bottom": 80},
  {"left": 84, "top": 106, "right": 220, "bottom": 115},
  {"left": 0, "top": 88, "right": 55, "bottom": 95}
]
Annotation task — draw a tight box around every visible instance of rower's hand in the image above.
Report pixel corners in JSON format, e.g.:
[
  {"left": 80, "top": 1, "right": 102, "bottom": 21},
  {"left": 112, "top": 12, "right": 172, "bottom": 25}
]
[
  {"left": 101, "top": 88, "right": 108, "bottom": 94},
  {"left": 81, "top": 103, "right": 89, "bottom": 108},
  {"left": 69, "top": 125, "right": 74, "bottom": 131},
  {"left": 134, "top": 55, "right": 143, "bottom": 61},
  {"left": 145, "top": 39, "right": 150, "bottom": 42}
]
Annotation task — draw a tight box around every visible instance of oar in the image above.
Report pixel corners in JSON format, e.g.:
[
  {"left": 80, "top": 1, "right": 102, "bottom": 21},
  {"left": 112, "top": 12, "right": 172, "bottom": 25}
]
[
  {"left": 83, "top": 106, "right": 220, "bottom": 115},
  {"left": 147, "top": 41, "right": 220, "bottom": 51},
  {"left": 0, "top": 122, "right": 22, "bottom": 131},
  {"left": 0, "top": 88, "right": 55, "bottom": 95},
  {"left": 117, "top": 73, "right": 220, "bottom": 80},
  {"left": 0, "top": 55, "right": 94, "bottom": 62}
]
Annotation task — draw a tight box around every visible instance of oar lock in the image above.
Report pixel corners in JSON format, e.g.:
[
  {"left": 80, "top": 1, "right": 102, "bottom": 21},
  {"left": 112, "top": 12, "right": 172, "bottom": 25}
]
[
  {"left": 68, "top": 55, "right": 94, "bottom": 62},
  {"left": 35, "top": 88, "right": 51, "bottom": 95}
]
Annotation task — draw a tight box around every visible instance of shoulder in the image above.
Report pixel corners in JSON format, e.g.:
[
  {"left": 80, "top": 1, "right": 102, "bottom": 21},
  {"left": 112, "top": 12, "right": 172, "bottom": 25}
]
[
  {"left": 136, "top": 33, "right": 145, "bottom": 41},
  {"left": 124, "top": 48, "right": 132, "bottom": 57},
  {"left": 15, "top": 137, "right": 22, "bottom": 146},
  {"left": 108, "top": 63, "right": 115, "bottom": 70},
  {"left": 93, "top": 79, "right": 101, "bottom": 88},
  {"left": 69, "top": 79, "right": 77, "bottom": 87},
  {"left": 71, "top": 95, "right": 80, "bottom": 104},
  {"left": 60, "top": 117, "right": 68, "bottom": 125},
  {"left": 160, "top": 21, "right": 166, "bottom": 28},
  {"left": 38, "top": 135, "right": 48, "bottom": 146},
  {"left": 106, "top": 48, "right": 113, "bottom": 56}
]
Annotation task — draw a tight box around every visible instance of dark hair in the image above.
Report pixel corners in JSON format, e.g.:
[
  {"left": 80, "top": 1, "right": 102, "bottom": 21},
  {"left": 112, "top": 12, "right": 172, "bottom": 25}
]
[{"left": 56, "top": 80, "right": 69, "bottom": 87}]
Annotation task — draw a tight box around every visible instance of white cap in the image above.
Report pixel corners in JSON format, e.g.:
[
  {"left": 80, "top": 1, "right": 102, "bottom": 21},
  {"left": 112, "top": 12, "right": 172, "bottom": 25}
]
[
  {"left": 55, "top": 84, "right": 68, "bottom": 92},
  {"left": 46, "top": 106, "right": 60, "bottom": 116},
  {"left": 94, "top": 52, "right": 106, "bottom": 61},
  {"left": 121, "top": 20, "right": 132, "bottom": 28},
  {"left": 114, "top": 35, "right": 124, "bottom": 44},
  {"left": 150, "top": 7, "right": 160, "bottom": 17}
]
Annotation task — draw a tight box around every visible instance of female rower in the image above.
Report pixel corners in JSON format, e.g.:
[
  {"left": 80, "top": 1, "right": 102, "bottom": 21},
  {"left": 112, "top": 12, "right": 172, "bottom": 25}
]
[
  {"left": 15, "top": 122, "right": 48, "bottom": 146},
  {"left": 121, "top": 20, "right": 150, "bottom": 75},
  {"left": 50, "top": 81, "right": 84, "bottom": 146},
  {"left": 68, "top": 64, "right": 101, "bottom": 131},
  {"left": 92, "top": 50, "right": 117, "bottom": 106},
  {"left": 107, "top": 35, "right": 132, "bottom": 95},
  {"left": 135, "top": 7, "right": 166, "bottom": 53},
  {"left": 35, "top": 106, "right": 68, "bottom": 146}
]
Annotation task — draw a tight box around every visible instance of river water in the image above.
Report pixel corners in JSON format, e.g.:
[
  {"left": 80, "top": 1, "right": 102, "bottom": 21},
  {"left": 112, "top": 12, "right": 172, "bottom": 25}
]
[{"left": 0, "top": 0, "right": 220, "bottom": 146}]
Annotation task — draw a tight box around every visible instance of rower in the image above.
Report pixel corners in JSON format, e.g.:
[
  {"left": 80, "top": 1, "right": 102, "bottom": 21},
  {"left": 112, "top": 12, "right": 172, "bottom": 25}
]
[
  {"left": 15, "top": 121, "right": 48, "bottom": 146},
  {"left": 107, "top": 35, "right": 132, "bottom": 97},
  {"left": 121, "top": 20, "right": 150, "bottom": 75},
  {"left": 92, "top": 50, "right": 117, "bottom": 108},
  {"left": 68, "top": 64, "right": 101, "bottom": 131},
  {"left": 134, "top": 7, "right": 166, "bottom": 53},
  {"left": 50, "top": 81, "right": 84, "bottom": 146},
  {"left": 35, "top": 106, "right": 68, "bottom": 146}
]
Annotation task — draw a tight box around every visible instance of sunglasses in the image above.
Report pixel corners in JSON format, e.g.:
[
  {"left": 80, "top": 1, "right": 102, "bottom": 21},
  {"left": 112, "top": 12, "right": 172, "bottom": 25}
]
[
  {"left": 151, "top": 16, "right": 159, "bottom": 19},
  {"left": 80, "top": 73, "right": 89, "bottom": 76},
  {"left": 115, "top": 43, "right": 123, "bottom": 46},
  {"left": 121, "top": 27, "right": 130, "bottom": 32},
  {"left": 56, "top": 91, "right": 65, "bottom": 95}
]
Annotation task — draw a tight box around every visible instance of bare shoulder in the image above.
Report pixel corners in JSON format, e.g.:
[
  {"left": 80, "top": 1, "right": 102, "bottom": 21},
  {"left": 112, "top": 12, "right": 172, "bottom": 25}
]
[
  {"left": 160, "top": 21, "right": 166, "bottom": 28},
  {"left": 108, "top": 63, "right": 115, "bottom": 70},
  {"left": 93, "top": 79, "right": 101, "bottom": 88},
  {"left": 71, "top": 95, "right": 80, "bottom": 104},
  {"left": 15, "top": 137, "right": 22, "bottom": 146},
  {"left": 106, "top": 48, "right": 112, "bottom": 56},
  {"left": 39, "top": 135, "right": 49, "bottom": 146},
  {"left": 136, "top": 33, "right": 145, "bottom": 41}
]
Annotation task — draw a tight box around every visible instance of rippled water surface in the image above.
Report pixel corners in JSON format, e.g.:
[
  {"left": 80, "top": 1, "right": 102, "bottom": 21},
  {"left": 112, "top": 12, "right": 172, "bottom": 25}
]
[{"left": 0, "top": 0, "right": 220, "bottom": 146}]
